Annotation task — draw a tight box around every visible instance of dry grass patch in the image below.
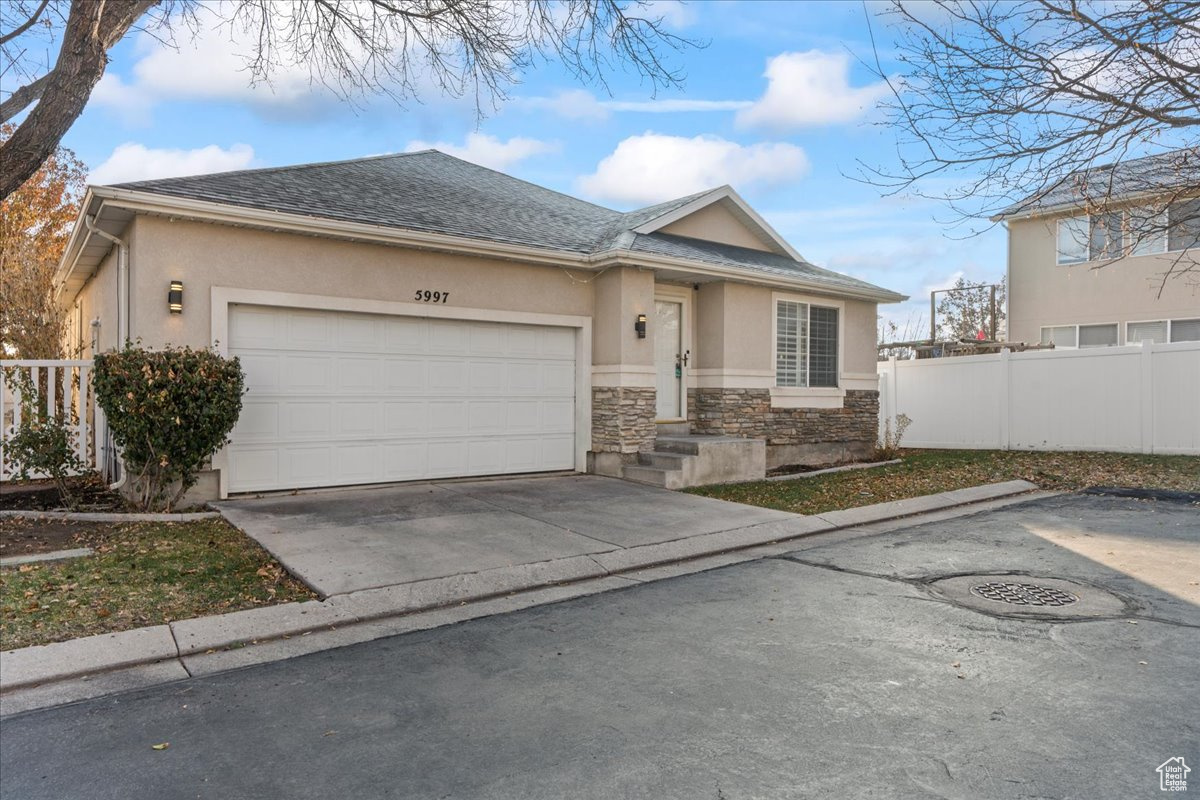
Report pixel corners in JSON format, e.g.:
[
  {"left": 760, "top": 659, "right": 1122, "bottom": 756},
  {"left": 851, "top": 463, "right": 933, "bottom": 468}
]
[
  {"left": 1, "top": 518, "right": 314, "bottom": 650},
  {"left": 688, "top": 450, "right": 1200, "bottom": 516}
]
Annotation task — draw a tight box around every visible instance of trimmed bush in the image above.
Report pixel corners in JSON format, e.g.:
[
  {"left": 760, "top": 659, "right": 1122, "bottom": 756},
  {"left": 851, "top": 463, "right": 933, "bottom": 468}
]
[{"left": 94, "top": 344, "right": 244, "bottom": 511}]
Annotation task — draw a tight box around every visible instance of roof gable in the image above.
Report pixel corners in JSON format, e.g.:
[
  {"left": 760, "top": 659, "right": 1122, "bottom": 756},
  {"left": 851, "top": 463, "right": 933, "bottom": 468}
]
[{"left": 625, "top": 186, "right": 802, "bottom": 260}]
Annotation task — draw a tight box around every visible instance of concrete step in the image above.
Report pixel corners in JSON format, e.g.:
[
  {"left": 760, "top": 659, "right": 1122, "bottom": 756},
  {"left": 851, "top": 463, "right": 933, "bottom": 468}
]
[
  {"left": 653, "top": 435, "right": 748, "bottom": 456},
  {"left": 638, "top": 451, "right": 690, "bottom": 470},
  {"left": 620, "top": 464, "right": 685, "bottom": 490},
  {"left": 655, "top": 421, "right": 691, "bottom": 436}
]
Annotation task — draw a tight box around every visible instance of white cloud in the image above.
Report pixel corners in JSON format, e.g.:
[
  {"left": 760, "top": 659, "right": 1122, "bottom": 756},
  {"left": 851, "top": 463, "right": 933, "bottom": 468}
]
[
  {"left": 606, "top": 99, "right": 753, "bottom": 113},
  {"left": 404, "top": 133, "right": 559, "bottom": 170},
  {"left": 90, "top": 143, "right": 255, "bottom": 185},
  {"left": 519, "top": 90, "right": 609, "bottom": 121},
  {"left": 577, "top": 133, "right": 810, "bottom": 206},
  {"left": 736, "top": 50, "right": 891, "bottom": 131}
]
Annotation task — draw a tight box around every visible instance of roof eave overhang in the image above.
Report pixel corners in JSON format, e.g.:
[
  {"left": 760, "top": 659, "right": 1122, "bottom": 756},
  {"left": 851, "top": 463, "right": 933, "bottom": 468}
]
[
  {"left": 991, "top": 186, "right": 1200, "bottom": 223},
  {"left": 56, "top": 188, "right": 905, "bottom": 306}
]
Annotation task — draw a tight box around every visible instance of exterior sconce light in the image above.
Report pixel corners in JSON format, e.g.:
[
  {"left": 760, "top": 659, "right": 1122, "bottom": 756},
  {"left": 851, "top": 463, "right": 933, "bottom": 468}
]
[
  {"left": 168, "top": 280, "right": 183, "bottom": 314},
  {"left": 635, "top": 314, "right": 647, "bottom": 339}
]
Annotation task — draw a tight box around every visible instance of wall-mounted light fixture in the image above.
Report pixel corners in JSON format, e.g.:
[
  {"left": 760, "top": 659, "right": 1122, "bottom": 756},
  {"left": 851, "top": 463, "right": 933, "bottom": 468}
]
[
  {"left": 635, "top": 313, "right": 647, "bottom": 339},
  {"left": 168, "top": 280, "right": 183, "bottom": 314}
]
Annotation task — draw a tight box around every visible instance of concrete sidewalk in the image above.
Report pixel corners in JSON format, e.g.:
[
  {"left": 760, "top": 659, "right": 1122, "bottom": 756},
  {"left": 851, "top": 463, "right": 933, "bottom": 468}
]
[{"left": 0, "top": 480, "right": 1038, "bottom": 715}]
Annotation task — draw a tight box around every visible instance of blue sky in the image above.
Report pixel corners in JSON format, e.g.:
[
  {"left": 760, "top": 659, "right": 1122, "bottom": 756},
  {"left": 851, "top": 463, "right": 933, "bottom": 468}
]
[{"left": 63, "top": 0, "right": 1006, "bottom": 333}]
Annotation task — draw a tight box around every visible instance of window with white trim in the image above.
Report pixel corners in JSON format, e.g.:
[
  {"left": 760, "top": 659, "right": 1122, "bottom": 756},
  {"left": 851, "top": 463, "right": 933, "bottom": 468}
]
[
  {"left": 1127, "top": 320, "right": 1168, "bottom": 344},
  {"left": 1040, "top": 323, "right": 1118, "bottom": 349},
  {"left": 1169, "top": 318, "right": 1200, "bottom": 342},
  {"left": 776, "top": 301, "right": 838, "bottom": 388},
  {"left": 1056, "top": 216, "right": 1089, "bottom": 264}
]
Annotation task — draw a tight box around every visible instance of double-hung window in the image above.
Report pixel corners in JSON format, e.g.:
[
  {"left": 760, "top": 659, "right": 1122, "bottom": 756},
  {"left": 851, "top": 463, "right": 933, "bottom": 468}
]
[{"left": 776, "top": 300, "right": 838, "bottom": 388}]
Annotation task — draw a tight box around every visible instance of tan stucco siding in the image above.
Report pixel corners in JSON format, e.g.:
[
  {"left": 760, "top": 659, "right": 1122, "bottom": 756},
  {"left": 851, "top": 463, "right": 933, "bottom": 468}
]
[
  {"left": 592, "top": 266, "right": 655, "bottom": 366},
  {"left": 126, "top": 216, "right": 595, "bottom": 350},
  {"left": 1008, "top": 216, "right": 1200, "bottom": 345},
  {"left": 659, "top": 203, "right": 774, "bottom": 252},
  {"left": 693, "top": 281, "right": 877, "bottom": 376},
  {"left": 73, "top": 245, "right": 119, "bottom": 356}
]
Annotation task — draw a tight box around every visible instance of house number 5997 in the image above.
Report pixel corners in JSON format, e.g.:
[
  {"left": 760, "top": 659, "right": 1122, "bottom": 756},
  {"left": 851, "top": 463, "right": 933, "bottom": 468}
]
[{"left": 415, "top": 290, "right": 449, "bottom": 303}]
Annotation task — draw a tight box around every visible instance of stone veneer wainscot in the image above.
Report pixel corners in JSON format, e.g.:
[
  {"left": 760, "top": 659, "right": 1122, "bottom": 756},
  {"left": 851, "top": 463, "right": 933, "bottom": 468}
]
[{"left": 689, "top": 389, "right": 879, "bottom": 468}]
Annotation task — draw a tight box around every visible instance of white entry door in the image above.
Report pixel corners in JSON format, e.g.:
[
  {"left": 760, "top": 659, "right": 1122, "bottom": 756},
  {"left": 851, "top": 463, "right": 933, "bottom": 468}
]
[
  {"left": 654, "top": 299, "right": 684, "bottom": 419},
  {"left": 227, "top": 305, "right": 576, "bottom": 493}
]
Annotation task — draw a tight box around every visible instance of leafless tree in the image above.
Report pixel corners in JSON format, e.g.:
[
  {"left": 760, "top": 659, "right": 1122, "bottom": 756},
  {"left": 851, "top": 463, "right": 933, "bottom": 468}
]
[
  {"left": 863, "top": 0, "right": 1200, "bottom": 283},
  {"left": 1, "top": 0, "right": 697, "bottom": 199}
]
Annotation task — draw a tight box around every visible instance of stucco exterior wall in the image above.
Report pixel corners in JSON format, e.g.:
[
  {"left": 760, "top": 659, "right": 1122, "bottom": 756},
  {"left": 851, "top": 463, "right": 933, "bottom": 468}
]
[
  {"left": 72, "top": 244, "right": 119, "bottom": 357},
  {"left": 1008, "top": 215, "right": 1200, "bottom": 345},
  {"left": 694, "top": 281, "right": 878, "bottom": 376},
  {"left": 126, "top": 216, "right": 595, "bottom": 350},
  {"left": 659, "top": 204, "right": 773, "bottom": 252},
  {"left": 592, "top": 266, "right": 655, "bottom": 368}
]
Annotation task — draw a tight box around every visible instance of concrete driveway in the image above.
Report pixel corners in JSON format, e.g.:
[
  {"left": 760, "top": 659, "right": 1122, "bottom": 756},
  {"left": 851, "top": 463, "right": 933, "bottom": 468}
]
[
  {"left": 216, "top": 475, "right": 795, "bottom": 596},
  {"left": 3, "top": 492, "right": 1196, "bottom": 799}
]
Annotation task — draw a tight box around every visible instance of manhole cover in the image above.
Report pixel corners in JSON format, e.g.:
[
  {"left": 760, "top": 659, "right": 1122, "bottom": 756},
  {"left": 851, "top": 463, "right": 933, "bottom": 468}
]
[
  {"left": 970, "top": 581, "right": 1079, "bottom": 607},
  {"left": 928, "top": 574, "right": 1127, "bottom": 619}
]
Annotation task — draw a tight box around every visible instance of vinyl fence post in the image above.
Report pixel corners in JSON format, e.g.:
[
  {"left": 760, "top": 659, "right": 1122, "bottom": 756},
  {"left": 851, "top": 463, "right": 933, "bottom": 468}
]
[
  {"left": 998, "top": 347, "right": 1011, "bottom": 450},
  {"left": 1140, "top": 340, "right": 1154, "bottom": 454}
]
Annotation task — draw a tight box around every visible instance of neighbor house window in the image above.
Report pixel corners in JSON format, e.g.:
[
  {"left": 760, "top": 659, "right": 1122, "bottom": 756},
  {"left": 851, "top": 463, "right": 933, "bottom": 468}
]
[
  {"left": 1127, "top": 320, "right": 1168, "bottom": 344},
  {"left": 1168, "top": 198, "right": 1200, "bottom": 252},
  {"left": 1127, "top": 207, "right": 1168, "bottom": 255},
  {"left": 776, "top": 300, "right": 839, "bottom": 388},
  {"left": 1079, "top": 323, "right": 1119, "bottom": 348},
  {"left": 1089, "top": 212, "right": 1124, "bottom": 260},
  {"left": 1040, "top": 323, "right": 1117, "bottom": 349},
  {"left": 1040, "top": 325, "right": 1078, "bottom": 348},
  {"left": 1169, "top": 318, "right": 1200, "bottom": 342},
  {"left": 1056, "top": 216, "right": 1089, "bottom": 264}
]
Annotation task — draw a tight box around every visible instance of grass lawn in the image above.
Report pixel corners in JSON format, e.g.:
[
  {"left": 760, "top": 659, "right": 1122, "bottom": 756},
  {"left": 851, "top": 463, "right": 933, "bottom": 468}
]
[
  {"left": 688, "top": 449, "right": 1200, "bottom": 516},
  {"left": 1, "top": 518, "right": 314, "bottom": 650}
]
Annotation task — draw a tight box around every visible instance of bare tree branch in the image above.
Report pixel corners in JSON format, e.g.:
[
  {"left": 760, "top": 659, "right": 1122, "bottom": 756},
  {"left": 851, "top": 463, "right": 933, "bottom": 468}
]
[{"left": 1, "top": 0, "right": 700, "bottom": 200}]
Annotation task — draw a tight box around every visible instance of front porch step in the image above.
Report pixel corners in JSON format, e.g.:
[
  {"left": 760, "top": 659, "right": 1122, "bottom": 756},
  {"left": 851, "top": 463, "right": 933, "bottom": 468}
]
[
  {"left": 620, "top": 464, "right": 686, "bottom": 490},
  {"left": 655, "top": 421, "right": 691, "bottom": 436},
  {"left": 621, "top": 435, "right": 767, "bottom": 489}
]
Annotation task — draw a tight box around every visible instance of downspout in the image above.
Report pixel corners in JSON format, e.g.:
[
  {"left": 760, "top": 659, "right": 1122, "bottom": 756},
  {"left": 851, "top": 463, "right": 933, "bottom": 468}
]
[{"left": 84, "top": 215, "right": 129, "bottom": 491}]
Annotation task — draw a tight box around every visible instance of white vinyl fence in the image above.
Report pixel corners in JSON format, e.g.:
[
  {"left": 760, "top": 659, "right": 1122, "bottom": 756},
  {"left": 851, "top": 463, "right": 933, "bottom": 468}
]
[
  {"left": 0, "top": 359, "right": 114, "bottom": 481},
  {"left": 878, "top": 341, "right": 1200, "bottom": 455}
]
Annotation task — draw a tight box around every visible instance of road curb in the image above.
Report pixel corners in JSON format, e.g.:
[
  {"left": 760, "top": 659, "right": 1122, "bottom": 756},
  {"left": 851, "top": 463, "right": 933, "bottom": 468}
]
[{"left": 0, "top": 480, "right": 1039, "bottom": 698}]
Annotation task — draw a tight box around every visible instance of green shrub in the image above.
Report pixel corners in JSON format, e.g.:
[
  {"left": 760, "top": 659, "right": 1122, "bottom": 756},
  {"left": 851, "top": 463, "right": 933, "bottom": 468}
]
[
  {"left": 94, "top": 344, "right": 244, "bottom": 511},
  {"left": 2, "top": 368, "right": 87, "bottom": 508}
]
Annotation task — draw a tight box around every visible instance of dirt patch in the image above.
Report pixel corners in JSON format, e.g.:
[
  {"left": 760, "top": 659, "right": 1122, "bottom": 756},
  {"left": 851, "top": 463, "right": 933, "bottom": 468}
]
[
  {"left": 0, "top": 477, "right": 130, "bottom": 512},
  {"left": 0, "top": 517, "right": 111, "bottom": 557}
]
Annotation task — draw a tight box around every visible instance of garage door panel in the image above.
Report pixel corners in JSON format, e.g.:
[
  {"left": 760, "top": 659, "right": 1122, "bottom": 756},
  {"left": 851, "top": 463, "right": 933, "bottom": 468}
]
[
  {"left": 237, "top": 354, "right": 281, "bottom": 391},
  {"left": 229, "top": 305, "right": 576, "bottom": 492},
  {"left": 428, "top": 360, "right": 467, "bottom": 391},
  {"left": 383, "top": 442, "right": 427, "bottom": 479},
  {"left": 384, "top": 401, "right": 427, "bottom": 434},
  {"left": 338, "top": 358, "right": 378, "bottom": 392},
  {"left": 541, "top": 327, "right": 576, "bottom": 357},
  {"left": 282, "top": 355, "right": 334, "bottom": 391},
  {"left": 335, "top": 444, "right": 379, "bottom": 482},
  {"left": 233, "top": 401, "right": 280, "bottom": 441},
  {"left": 336, "top": 402, "right": 378, "bottom": 436},
  {"left": 337, "top": 315, "right": 382, "bottom": 351},
  {"left": 384, "top": 360, "right": 426, "bottom": 391},
  {"left": 286, "top": 402, "right": 332, "bottom": 439},
  {"left": 428, "top": 402, "right": 467, "bottom": 434},
  {"left": 542, "top": 363, "right": 575, "bottom": 393}
]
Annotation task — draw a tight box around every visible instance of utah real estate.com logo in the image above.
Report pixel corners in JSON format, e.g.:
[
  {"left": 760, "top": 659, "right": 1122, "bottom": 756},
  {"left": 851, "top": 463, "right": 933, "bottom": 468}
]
[{"left": 1158, "top": 757, "right": 1190, "bottom": 792}]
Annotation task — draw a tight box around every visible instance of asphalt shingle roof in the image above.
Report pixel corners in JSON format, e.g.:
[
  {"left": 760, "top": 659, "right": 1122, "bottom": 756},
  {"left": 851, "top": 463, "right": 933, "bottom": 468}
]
[
  {"left": 997, "top": 147, "right": 1200, "bottom": 218},
  {"left": 111, "top": 150, "right": 897, "bottom": 297}
]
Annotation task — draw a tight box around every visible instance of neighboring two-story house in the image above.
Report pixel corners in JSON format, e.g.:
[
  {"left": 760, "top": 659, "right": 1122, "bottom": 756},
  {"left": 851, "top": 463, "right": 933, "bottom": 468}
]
[{"left": 995, "top": 149, "right": 1200, "bottom": 348}]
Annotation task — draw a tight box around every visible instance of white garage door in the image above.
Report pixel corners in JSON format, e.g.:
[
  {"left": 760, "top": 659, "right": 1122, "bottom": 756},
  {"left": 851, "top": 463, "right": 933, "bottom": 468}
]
[{"left": 227, "top": 305, "right": 576, "bottom": 493}]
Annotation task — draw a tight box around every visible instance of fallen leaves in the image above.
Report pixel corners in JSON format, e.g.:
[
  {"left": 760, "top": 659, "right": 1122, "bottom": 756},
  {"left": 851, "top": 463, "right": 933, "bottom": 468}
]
[{"left": 151, "top": 743, "right": 169, "bottom": 751}]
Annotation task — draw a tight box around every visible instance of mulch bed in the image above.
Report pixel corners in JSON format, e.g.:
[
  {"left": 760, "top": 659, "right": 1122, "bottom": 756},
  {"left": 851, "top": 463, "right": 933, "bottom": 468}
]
[{"left": 0, "top": 476, "right": 130, "bottom": 513}]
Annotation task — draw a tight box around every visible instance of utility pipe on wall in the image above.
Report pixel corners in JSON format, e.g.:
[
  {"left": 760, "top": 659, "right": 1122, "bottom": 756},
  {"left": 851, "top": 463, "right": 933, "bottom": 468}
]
[{"left": 83, "top": 215, "right": 129, "bottom": 491}]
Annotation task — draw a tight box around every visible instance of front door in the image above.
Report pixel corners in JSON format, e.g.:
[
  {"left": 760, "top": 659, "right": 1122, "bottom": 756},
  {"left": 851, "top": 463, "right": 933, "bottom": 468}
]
[{"left": 654, "top": 299, "right": 685, "bottom": 419}]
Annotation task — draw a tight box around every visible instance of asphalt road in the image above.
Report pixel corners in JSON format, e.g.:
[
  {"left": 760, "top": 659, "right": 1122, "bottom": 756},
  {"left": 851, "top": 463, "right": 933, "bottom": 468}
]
[{"left": 2, "top": 493, "right": 1197, "bottom": 799}]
